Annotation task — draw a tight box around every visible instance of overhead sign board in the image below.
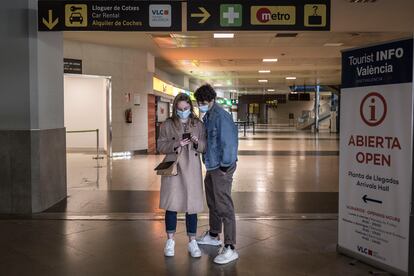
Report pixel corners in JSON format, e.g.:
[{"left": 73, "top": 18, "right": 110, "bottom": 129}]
[
  {"left": 187, "top": 0, "right": 330, "bottom": 31},
  {"left": 38, "top": 1, "right": 182, "bottom": 31},
  {"left": 250, "top": 6, "right": 296, "bottom": 26},
  {"left": 338, "top": 38, "right": 413, "bottom": 275}
]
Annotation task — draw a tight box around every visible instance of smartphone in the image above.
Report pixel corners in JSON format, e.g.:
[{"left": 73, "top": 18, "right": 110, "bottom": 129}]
[{"left": 182, "top": 133, "right": 191, "bottom": 140}]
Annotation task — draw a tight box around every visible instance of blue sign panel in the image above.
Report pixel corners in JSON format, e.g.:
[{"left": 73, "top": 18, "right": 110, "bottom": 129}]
[{"left": 342, "top": 39, "right": 413, "bottom": 88}]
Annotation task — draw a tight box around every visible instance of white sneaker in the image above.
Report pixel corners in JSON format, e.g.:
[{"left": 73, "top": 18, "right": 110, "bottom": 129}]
[
  {"left": 196, "top": 231, "right": 222, "bottom": 246},
  {"left": 164, "top": 239, "right": 175, "bottom": 257},
  {"left": 188, "top": 240, "right": 202, "bottom": 258},
  {"left": 214, "top": 246, "right": 239, "bottom": 264}
]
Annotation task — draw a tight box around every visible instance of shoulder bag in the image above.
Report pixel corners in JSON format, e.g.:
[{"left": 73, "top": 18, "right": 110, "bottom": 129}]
[{"left": 154, "top": 150, "right": 182, "bottom": 176}]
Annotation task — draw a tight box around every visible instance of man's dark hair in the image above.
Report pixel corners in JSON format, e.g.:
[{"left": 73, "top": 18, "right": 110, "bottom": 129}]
[{"left": 194, "top": 84, "right": 217, "bottom": 103}]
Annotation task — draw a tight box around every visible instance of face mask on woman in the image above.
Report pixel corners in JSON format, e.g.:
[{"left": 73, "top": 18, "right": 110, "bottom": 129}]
[
  {"left": 199, "top": 105, "right": 209, "bottom": 113},
  {"left": 177, "top": 109, "right": 191, "bottom": 119}
]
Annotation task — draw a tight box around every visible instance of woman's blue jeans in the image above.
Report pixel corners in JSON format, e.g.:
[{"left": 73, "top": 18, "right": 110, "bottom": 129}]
[{"left": 165, "top": 210, "right": 197, "bottom": 237}]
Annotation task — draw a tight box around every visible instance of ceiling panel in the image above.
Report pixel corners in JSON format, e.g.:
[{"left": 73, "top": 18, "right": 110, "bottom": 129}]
[{"left": 64, "top": 31, "right": 410, "bottom": 92}]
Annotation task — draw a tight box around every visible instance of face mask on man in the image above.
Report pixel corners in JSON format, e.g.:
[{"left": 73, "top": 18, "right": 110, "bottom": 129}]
[
  {"left": 199, "top": 105, "right": 209, "bottom": 113},
  {"left": 177, "top": 109, "right": 191, "bottom": 119}
]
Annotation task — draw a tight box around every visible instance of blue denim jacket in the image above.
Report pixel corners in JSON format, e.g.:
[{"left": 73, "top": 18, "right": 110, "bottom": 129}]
[{"left": 202, "top": 103, "right": 238, "bottom": 171}]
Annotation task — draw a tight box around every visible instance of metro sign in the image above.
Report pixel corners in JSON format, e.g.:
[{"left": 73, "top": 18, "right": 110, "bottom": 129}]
[{"left": 251, "top": 6, "right": 296, "bottom": 25}]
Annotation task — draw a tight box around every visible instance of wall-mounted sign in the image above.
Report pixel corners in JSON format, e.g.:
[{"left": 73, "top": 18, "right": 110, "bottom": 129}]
[
  {"left": 338, "top": 38, "right": 413, "bottom": 275},
  {"left": 38, "top": 1, "right": 182, "bottom": 31},
  {"left": 64, "top": 58, "right": 82, "bottom": 74},
  {"left": 187, "top": 0, "right": 330, "bottom": 31},
  {"left": 153, "top": 77, "right": 195, "bottom": 101}
]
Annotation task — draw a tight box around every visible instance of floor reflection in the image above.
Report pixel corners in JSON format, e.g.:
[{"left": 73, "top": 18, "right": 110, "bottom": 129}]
[
  {"left": 58, "top": 130, "right": 340, "bottom": 215},
  {"left": 67, "top": 131, "right": 339, "bottom": 193}
]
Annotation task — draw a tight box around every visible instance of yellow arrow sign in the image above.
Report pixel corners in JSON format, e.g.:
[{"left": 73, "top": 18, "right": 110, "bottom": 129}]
[
  {"left": 42, "top": 10, "right": 59, "bottom": 30},
  {"left": 191, "top": 7, "right": 211, "bottom": 24}
]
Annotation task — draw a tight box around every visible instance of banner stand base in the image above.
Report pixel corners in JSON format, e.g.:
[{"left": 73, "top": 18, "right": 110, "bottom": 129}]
[{"left": 337, "top": 245, "right": 408, "bottom": 276}]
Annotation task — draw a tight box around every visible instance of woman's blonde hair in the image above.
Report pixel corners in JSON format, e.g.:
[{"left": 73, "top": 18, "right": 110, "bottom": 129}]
[{"left": 171, "top": 93, "right": 199, "bottom": 128}]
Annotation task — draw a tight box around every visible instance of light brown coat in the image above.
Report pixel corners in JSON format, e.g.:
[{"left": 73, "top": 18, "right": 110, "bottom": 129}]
[{"left": 157, "top": 118, "right": 206, "bottom": 214}]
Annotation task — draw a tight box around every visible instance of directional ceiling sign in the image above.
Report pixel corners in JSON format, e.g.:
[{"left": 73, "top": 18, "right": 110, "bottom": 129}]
[
  {"left": 190, "top": 7, "right": 211, "bottom": 24},
  {"left": 187, "top": 0, "right": 330, "bottom": 31},
  {"left": 38, "top": 1, "right": 182, "bottom": 31}
]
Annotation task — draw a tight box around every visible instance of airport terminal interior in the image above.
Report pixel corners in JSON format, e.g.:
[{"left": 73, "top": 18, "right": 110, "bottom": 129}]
[{"left": 1, "top": 1, "right": 414, "bottom": 275}]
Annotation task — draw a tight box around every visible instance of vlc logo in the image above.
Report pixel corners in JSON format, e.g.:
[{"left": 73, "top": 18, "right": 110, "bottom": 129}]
[
  {"left": 360, "top": 92, "right": 387, "bottom": 127},
  {"left": 357, "top": 245, "right": 373, "bottom": 256},
  {"left": 152, "top": 9, "right": 169, "bottom": 16}
]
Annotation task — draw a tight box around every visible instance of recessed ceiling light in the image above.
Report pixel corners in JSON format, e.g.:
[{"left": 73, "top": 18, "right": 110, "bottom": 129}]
[
  {"left": 324, "top": 43, "right": 344, "bottom": 47},
  {"left": 258, "top": 79, "right": 268, "bottom": 83},
  {"left": 286, "top": 77, "right": 296, "bottom": 80},
  {"left": 214, "top": 83, "right": 223, "bottom": 87},
  {"left": 229, "top": 89, "right": 237, "bottom": 92},
  {"left": 267, "top": 89, "right": 275, "bottom": 92},
  {"left": 214, "top": 33, "right": 234, "bottom": 38},
  {"left": 263, "top": 58, "right": 278, "bottom": 62},
  {"left": 258, "top": 70, "right": 271, "bottom": 73}
]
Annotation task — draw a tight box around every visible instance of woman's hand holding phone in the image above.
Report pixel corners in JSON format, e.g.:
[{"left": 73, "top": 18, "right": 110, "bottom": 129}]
[
  {"left": 180, "top": 138, "right": 191, "bottom": 147},
  {"left": 190, "top": 134, "right": 199, "bottom": 144},
  {"left": 180, "top": 133, "right": 191, "bottom": 147}
]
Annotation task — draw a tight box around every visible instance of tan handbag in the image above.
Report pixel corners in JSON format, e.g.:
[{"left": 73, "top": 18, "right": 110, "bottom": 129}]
[{"left": 155, "top": 151, "right": 182, "bottom": 176}]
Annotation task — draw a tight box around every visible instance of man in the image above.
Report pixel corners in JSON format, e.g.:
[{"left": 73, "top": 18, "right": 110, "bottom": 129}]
[{"left": 194, "top": 84, "right": 239, "bottom": 264}]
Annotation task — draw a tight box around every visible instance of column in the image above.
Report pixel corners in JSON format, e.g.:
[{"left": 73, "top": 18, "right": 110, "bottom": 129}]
[
  {"left": 314, "top": 85, "right": 320, "bottom": 132},
  {"left": 0, "top": 0, "right": 66, "bottom": 213}
]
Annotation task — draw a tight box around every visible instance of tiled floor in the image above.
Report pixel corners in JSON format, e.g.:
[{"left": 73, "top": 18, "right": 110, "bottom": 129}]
[
  {"left": 62, "top": 130, "right": 339, "bottom": 215},
  {"left": 43, "top": 190, "right": 338, "bottom": 215},
  {"left": 1, "top": 129, "right": 390, "bottom": 275},
  {"left": 0, "top": 219, "right": 388, "bottom": 276},
  {"left": 66, "top": 153, "right": 339, "bottom": 192},
  {"left": 67, "top": 130, "right": 339, "bottom": 191}
]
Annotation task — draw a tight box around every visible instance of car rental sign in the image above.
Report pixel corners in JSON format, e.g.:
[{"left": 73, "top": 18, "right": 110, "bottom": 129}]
[
  {"left": 338, "top": 38, "right": 413, "bottom": 275},
  {"left": 38, "top": 1, "right": 181, "bottom": 31}
]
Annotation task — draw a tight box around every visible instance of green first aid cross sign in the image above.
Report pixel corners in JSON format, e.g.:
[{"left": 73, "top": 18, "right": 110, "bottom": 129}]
[{"left": 220, "top": 4, "right": 242, "bottom": 27}]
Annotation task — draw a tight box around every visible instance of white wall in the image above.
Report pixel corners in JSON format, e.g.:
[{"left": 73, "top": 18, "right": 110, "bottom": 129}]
[
  {"left": 64, "top": 75, "right": 107, "bottom": 151},
  {"left": 34, "top": 32, "right": 64, "bottom": 130},
  {"left": 64, "top": 40, "right": 153, "bottom": 152}
]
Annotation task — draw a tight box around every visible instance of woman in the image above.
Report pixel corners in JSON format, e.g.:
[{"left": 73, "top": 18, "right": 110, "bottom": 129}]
[{"left": 157, "top": 93, "right": 206, "bottom": 258}]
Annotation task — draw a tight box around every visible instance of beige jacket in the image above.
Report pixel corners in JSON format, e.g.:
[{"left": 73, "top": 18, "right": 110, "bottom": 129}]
[{"left": 157, "top": 118, "right": 206, "bottom": 214}]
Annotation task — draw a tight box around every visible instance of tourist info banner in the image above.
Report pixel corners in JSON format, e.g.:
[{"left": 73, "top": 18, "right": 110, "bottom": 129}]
[{"left": 338, "top": 38, "right": 413, "bottom": 274}]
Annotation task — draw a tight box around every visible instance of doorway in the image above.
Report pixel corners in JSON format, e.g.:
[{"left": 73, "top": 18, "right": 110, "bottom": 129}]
[
  {"left": 64, "top": 74, "right": 112, "bottom": 190},
  {"left": 64, "top": 74, "right": 112, "bottom": 154}
]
